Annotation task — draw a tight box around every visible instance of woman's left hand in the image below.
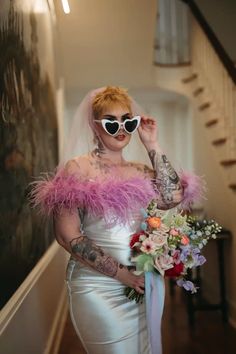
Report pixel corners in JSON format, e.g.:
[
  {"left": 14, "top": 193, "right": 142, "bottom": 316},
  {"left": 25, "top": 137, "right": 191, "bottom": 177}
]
[{"left": 138, "top": 116, "right": 158, "bottom": 150}]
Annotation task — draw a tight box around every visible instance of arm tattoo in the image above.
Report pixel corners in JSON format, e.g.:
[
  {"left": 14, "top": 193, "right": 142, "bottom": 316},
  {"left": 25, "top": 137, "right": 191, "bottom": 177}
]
[
  {"left": 148, "top": 150, "right": 182, "bottom": 209},
  {"left": 70, "top": 236, "right": 119, "bottom": 277}
]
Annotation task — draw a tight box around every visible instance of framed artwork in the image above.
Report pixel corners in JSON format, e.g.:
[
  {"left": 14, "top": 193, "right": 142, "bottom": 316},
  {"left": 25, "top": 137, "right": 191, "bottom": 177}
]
[{"left": 0, "top": 0, "right": 58, "bottom": 309}]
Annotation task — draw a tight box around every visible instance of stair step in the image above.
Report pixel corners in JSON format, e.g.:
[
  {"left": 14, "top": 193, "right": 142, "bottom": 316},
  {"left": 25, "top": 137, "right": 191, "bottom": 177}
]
[
  {"left": 205, "top": 119, "right": 218, "bottom": 127},
  {"left": 212, "top": 138, "right": 227, "bottom": 146},
  {"left": 199, "top": 102, "right": 211, "bottom": 111},
  {"left": 182, "top": 73, "right": 198, "bottom": 83},
  {"left": 220, "top": 160, "right": 236, "bottom": 167},
  {"left": 193, "top": 87, "right": 204, "bottom": 96},
  {"left": 229, "top": 184, "right": 236, "bottom": 191}
]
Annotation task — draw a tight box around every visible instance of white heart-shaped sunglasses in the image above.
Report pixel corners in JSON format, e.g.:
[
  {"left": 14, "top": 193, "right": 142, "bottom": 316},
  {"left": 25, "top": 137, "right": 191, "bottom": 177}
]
[{"left": 94, "top": 116, "right": 141, "bottom": 136}]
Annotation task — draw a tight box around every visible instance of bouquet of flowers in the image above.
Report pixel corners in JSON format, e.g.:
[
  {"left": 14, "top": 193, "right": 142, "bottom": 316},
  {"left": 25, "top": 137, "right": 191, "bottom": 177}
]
[{"left": 125, "top": 200, "right": 222, "bottom": 303}]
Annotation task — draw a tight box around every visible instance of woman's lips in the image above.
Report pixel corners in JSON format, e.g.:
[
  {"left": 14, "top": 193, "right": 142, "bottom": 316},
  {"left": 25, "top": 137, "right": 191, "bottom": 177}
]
[{"left": 115, "top": 134, "right": 126, "bottom": 141}]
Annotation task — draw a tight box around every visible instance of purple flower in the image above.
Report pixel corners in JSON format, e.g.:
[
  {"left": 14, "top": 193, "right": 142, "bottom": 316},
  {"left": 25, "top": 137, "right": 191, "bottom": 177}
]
[
  {"left": 193, "top": 254, "right": 206, "bottom": 266},
  {"left": 176, "top": 279, "right": 198, "bottom": 293},
  {"left": 192, "top": 247, "right": 201, "bottom": 255},
  {"left": 179, "top": 246, "right": 191, "bottom": 262}
]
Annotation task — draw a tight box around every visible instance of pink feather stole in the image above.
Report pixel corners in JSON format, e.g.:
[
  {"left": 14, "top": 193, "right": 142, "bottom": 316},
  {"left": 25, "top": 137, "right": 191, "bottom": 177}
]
[
  {"left": 29, "top": 168, "right": 156, "bottom": 224},
  {"left": 29, "top": 167, "right": 205, "bottom": 224},
  {"left": 178, "top": 170, "right": 206, "bottom": 210}
]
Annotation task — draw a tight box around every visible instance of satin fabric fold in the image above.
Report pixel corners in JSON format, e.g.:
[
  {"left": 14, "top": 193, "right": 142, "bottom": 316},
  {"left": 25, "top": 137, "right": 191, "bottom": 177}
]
[{"left": 66, "top": 213, "right": 165, "bottom": 354}]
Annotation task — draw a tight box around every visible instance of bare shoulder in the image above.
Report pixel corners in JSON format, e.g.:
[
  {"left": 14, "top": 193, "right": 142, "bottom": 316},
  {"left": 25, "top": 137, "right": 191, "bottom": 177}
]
[{"left": 64, "top": 155, "right": 90, "bottom": 178}]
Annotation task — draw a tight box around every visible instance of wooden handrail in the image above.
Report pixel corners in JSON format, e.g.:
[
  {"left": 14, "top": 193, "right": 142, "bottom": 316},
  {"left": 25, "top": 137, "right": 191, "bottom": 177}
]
[{"left": 182, "top": 0, "right": 236, "bottom": 84}]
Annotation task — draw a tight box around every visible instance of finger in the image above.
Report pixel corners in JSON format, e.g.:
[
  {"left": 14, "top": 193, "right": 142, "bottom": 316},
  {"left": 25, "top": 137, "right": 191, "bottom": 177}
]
[
  {"left": 140, "top": 120, "right": 154, "bottom": 130},
  {"left": 141, "top": 116, "right": 148, "bottom": 124},
  {"left": 137, "top": 283, "right": 145, "bottom": 290},
  {"left": 137, "top": 279, "right": 145, "bottom": 288},
  {"left": 139, "top": 279, "right": 145, "bottom": 287},
  {"left": 141, "top": 116, "right": 155, "bottom": 124},
  {"left": 135, "top": 286, "right": 145, "bottom": 294},
  {"left": 146, "top": 117, "right": 156, "bottom": 124}
]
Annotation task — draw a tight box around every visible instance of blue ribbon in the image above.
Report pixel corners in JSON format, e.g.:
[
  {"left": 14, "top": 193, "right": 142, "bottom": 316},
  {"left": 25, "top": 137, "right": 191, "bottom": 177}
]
[{"left": 145, "top": 272, "right": 165, "bottom": 354}]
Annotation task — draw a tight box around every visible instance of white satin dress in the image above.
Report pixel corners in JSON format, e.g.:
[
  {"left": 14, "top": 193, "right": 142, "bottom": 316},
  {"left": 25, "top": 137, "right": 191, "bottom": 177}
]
[
  {"left": 66, "top": 209, "right": 165, "bottom": 354},
  {"left": 30, "top": 163, "right": 166, "bottom": 353}
]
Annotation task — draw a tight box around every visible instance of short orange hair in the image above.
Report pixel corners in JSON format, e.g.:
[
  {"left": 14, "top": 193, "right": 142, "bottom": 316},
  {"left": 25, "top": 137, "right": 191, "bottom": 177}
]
[{"left": 92, "top": 86, "right": 132, "bottom": 119}]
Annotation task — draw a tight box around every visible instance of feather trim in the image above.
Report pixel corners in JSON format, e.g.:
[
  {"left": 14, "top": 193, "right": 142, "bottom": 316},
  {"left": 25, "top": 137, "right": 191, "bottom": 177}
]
[
  {"left": 29, "top": 168, "right": 156, "bottom": 224},
  {"left": 179, "top": 170, "right": 206, "bottom": 210}
]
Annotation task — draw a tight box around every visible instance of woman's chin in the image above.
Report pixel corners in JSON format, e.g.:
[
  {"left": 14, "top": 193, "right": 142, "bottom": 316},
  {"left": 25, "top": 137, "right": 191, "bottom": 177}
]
[
  {"left": 111, "top": 136, "right": 130, "bottom": 150},
  {"left": 101, "top": 135, "right": 130, "bottom": 151}
]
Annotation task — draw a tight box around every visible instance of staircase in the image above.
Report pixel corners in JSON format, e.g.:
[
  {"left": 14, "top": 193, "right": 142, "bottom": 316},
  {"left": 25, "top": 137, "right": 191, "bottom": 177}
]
[{"left": 155, "top": 0, "right": 236, "bottom": 192}]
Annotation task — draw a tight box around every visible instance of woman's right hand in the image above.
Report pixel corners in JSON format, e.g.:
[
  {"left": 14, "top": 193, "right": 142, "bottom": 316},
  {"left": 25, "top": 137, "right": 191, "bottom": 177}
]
[{"left": 115, "top": 265, "right": 145, "bottom": 294}]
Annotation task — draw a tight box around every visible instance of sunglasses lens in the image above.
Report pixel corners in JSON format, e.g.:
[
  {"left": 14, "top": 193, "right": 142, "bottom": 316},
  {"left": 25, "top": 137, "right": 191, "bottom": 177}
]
[
  {"left": 104, "top": 121, "right": 119, "bottom": 135},
  {"left": 124, "top": 118, "right": 139, "bottom": 133}
]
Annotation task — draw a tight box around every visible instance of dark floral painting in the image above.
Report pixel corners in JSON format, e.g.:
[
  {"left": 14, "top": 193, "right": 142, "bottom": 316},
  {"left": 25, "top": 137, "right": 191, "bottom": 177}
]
[{"left": 0, "top": 0, "right": 58, "bottom": 309}]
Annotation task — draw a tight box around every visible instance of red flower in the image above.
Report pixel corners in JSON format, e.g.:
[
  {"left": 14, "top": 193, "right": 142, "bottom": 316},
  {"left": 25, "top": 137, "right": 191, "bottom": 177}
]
[
  {"left": 130, "top": 232, "right": 143, "bottom": 248},
  {"left": 165, "top": 262, "right": 184, "bottom": 277}
]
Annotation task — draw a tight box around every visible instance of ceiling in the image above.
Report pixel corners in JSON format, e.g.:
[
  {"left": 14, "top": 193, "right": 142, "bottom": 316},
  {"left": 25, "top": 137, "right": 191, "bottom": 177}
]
[{"left": 54, "top": 0, "right": 157, "bottom": 98}]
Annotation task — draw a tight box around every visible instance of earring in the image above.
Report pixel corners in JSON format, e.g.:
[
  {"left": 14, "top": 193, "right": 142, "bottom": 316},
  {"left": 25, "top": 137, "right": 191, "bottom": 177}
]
[{"left": 93, "top": 135, "right": 105, "bottom": 157}]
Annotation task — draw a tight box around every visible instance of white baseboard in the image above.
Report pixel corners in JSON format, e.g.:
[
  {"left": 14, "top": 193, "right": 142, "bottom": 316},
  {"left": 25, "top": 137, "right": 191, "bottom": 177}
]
[{"left": 0, "top": 241, "right": 61, "bottom": 335}]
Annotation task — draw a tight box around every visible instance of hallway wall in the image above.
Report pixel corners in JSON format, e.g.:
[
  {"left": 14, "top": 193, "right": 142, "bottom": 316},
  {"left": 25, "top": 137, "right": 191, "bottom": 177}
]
[
  {"left": 192, "top": 105, "right": 236, "bottom": 327},
  {"left": 0, "top": 1, "right": 68, "bottom": 352},
  {"left": 153, "top": 64, "right": 236, "bottom": 327},
  {"left": 54, "top": 0, "right": 157, "bottom": 92},
  {"left": 131, "top": 88, "right": 193, "bottom": 171}
]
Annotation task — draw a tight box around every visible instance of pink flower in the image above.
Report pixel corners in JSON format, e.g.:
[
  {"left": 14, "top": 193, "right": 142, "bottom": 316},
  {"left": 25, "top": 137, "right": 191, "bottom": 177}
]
[
  {"left": 154, "top": 254, "right": 174, "bottom": 276},
  {"left": 140, "top": 239, "right": 156, "bottom": 254},
  {"left": 170, "top": 228, "right": 179, "bottom": 236},
  {"left": 171, "top": 250, "right": 181, "bottom": 264},
  {"left": 149, "top": 232, "right": 167, "bottom": 248},
  {"left": 181, "top": 235, "right": 190, "bottom": 245}
]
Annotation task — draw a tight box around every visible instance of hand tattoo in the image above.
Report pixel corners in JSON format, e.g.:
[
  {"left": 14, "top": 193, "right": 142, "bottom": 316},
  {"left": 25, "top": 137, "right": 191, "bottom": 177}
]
[
  {"left": 70, "top": 236, "right": 119, "bottom": 277},
  {"left": 148, "top": 150, "right": 182, "bottom": 209}
]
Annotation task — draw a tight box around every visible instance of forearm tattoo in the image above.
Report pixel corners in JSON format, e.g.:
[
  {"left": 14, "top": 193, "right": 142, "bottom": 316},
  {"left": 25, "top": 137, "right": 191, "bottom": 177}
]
[
  {"left": 148, "top": 150, "right": 182, "bottom": 208},
  {"left": 70, "top": 236, "right": 119, "bottom": 277}
]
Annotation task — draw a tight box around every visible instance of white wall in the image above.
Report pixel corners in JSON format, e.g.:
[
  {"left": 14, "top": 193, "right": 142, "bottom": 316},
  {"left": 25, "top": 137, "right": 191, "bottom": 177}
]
[
  {"left": 154, "top": 64, "right": 236, "bottom": 327},
  {"left": 54, "top": 0, "right": 157, "bottom": 92},
  {"left": 192, "top": 104, "right": 236, "bottom": 327},
  {"left": 131, "top": 88, "right": 193, "bottom": 171}
]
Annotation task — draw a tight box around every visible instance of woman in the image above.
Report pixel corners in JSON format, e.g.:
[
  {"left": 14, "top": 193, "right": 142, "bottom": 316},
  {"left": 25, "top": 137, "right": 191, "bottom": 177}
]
[{"left": 32, "top": 86, "right": 184, "bottom": 354}]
